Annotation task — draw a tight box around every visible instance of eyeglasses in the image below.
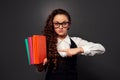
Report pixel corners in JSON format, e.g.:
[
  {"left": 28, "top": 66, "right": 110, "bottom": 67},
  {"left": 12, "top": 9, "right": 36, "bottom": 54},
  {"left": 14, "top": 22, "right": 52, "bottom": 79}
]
[{"left": 53, "top": 22, "right": 70, "bottom": 28}]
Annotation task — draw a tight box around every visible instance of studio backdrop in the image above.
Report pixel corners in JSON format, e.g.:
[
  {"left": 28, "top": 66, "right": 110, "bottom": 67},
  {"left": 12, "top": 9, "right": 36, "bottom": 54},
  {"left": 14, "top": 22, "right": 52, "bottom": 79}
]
[{"left": 1, "top": 0, "right": 120, "bottom": 80}]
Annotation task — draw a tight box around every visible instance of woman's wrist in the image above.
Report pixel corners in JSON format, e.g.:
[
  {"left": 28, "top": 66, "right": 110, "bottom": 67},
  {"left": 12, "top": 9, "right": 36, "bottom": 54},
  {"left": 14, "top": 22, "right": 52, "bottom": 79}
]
[{"left": 77, "top": 47, "right": 84, "bottom": 54}]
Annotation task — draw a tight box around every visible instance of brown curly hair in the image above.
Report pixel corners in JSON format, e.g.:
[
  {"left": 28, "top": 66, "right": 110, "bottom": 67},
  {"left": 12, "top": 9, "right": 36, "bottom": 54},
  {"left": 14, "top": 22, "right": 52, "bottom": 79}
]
[{"left": 43, "top": 8, "right": 71, "bottom": 69}]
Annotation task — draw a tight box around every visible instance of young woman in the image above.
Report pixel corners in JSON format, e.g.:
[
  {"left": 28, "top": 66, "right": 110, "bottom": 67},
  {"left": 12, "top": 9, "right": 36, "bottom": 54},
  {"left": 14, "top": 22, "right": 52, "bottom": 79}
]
[{"left": 42, "top": 8, "right": 105, "bottom": 80}]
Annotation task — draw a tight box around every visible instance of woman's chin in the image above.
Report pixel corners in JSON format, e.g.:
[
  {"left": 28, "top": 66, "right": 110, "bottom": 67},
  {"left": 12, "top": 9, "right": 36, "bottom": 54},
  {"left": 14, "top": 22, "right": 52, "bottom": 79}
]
[
  {"left": 58, "top": 33, "right": 65, "bottom": 36},
  {"left": 57, "top": 33, "right": 67, "bottom": 38}
]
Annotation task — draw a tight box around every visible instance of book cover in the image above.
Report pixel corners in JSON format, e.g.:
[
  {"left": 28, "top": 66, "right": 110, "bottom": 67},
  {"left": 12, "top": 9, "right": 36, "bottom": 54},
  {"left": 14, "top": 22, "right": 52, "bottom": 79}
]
[
  {"left": 32, "top": 35, "right": 47, "bottom": 64},
  {"left": 24, "top": 39, "right": 30, "bottom": 65},
  {"left": 28, "top": 37, "right": 34, "bottom": 64}
]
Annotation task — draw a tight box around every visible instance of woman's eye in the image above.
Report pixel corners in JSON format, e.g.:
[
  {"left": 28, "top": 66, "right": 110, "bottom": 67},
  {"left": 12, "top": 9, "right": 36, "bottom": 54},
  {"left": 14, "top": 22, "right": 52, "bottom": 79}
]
[
  {"left": 55, "top": 23, "right": 59, "bottom": 26},
  {"left": 63, "top": 22, "right": 67, "bottom": 25}
]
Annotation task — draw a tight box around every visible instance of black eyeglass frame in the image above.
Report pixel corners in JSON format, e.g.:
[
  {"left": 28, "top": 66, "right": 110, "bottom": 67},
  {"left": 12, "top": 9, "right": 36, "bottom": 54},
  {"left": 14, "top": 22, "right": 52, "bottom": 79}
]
[{"left": 53, "top": 21, "right": 70, "bottom": 28}]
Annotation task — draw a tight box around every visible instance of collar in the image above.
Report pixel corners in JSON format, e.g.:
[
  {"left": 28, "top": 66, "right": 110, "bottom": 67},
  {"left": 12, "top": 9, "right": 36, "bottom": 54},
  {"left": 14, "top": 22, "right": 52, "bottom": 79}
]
[{"left": 57, "top": 35, "right": 71, "bottom": 45}]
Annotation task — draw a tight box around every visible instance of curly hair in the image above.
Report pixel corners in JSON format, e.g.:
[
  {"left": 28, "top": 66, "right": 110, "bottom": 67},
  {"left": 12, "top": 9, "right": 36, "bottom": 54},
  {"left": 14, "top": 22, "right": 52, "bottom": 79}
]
[{"left": 43, "top": 8, "right": 71, "bottom": 69}]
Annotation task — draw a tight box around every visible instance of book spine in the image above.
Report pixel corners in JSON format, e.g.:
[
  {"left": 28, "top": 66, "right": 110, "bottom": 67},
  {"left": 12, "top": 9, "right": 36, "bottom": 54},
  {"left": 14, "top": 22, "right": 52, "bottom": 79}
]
[
  {"left": 28, "top": 37, "right": 34, "bottom": 64},
  {"left": 24, "top": 39, "right": 30, "bottom": 65}
]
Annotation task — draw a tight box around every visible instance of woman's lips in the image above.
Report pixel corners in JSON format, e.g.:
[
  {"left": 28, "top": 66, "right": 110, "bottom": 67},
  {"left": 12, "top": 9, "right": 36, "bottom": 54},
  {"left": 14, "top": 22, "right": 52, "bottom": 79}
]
[{"left": 58, "top": 30, "right": 64, "bottom": 33}]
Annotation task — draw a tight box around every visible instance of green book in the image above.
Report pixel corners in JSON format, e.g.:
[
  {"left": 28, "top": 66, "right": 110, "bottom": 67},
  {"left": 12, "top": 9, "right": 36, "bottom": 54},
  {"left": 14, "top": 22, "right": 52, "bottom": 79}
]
[{"left": 24, "top": 38, "right": 30, "bottom": 65}]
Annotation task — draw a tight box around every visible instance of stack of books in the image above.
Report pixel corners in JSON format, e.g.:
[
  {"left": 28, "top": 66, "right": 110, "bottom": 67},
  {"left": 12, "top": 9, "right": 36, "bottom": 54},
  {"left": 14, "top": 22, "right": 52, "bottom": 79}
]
[{"left": 24, "top": 35, "right": 47, "bottom": 65}]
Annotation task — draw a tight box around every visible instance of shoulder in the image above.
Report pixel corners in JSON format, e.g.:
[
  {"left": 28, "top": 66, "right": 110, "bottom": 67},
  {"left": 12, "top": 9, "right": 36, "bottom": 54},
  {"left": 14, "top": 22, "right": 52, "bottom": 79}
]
[
  {"left": 70, "top": 36, "right": 82, "bottom": 41},
  {"left": 70, "top": 36, "right": 82, "bottom": 45}
]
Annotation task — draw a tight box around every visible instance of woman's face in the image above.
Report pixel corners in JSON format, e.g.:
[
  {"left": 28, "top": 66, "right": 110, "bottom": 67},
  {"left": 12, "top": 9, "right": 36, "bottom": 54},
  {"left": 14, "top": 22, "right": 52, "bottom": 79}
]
[{"left": 53, "top": 14, "right": 70, "bottom": 37}]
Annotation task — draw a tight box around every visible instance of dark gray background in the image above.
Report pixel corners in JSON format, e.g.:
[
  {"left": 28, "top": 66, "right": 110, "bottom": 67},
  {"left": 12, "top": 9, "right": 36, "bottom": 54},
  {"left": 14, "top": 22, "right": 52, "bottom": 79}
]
[{"left": 1, "top": 0, "right": 120, "bottom": 80}]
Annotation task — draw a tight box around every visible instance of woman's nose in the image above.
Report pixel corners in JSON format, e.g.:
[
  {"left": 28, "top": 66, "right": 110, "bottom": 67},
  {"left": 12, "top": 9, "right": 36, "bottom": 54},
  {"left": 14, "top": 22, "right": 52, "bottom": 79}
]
[{"left": 59, "top": 25, "right": 63, "bottom": 29}]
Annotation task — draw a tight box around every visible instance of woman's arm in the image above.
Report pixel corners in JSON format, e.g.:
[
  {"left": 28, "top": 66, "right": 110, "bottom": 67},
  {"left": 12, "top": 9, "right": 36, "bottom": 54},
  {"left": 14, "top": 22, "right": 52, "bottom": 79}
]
[
  {"left": 59, "top": 37, "right": 105, "bottom": 56},
  {"left": 58, "top": 47, "right": 84, "bottom": 57}
]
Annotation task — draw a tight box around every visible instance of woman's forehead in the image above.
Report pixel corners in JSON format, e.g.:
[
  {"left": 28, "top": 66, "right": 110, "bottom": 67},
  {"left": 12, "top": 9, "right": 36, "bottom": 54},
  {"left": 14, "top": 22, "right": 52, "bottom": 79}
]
[{"left": 53, "top": 14, "right": 68, "bottom": 22}]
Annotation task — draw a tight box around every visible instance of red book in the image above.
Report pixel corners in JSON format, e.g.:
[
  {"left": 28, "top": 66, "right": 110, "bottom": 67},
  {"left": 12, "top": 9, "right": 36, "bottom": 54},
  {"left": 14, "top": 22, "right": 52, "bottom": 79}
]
[{"left": 32, "top": 35, "right": 47, "bottom": 64}]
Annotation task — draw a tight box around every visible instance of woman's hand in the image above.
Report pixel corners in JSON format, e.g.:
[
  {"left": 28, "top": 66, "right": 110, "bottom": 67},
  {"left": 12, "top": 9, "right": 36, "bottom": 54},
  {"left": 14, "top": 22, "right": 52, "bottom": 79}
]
[
  {"left": 43, "top": 58, "right": 47, "bottom": 65},
  {"left": 58, "top": 47, "right": 84, "bottom": 57}
]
